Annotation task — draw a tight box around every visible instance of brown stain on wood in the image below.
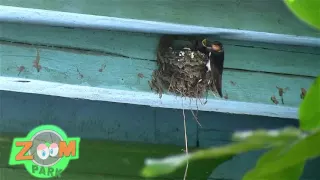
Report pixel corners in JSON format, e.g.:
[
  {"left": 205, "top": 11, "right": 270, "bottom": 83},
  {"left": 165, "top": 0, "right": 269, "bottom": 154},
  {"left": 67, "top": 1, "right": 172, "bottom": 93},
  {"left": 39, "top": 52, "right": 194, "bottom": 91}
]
[
  {"left": 229, "top": 81, "right": 236, "bottom": 86},
  {"left": 76, "top": 67, "right": 84, "bottom": 79},
  {"left": 223, "top": 94, "right": 228, "bottom": 99},
  {"left": 271, "top": 95, "right": 279, "bottom": 105},
  {"left": 137, "top": 73, "right": 145, "bottom": 85},
  {"left": 138, "top": 73, "right": 144, "bottom": 78},
  {"left": 17, "top": 65, "right": 25, "bottom": 76},
  {"left": 300, "top": 88, "right": 307, "bottom": 99},
  {"left": 276, "top": 86, "right": 289, "bottom": 96},
  {"left": 276, "top": 86, "right": 289, "bottom": 104},
  {"left": 33, "top": 49, "right": 41, "bottom": 72},
  {"left": 98, "top": 64, "right": 106, "bottom": 72}
]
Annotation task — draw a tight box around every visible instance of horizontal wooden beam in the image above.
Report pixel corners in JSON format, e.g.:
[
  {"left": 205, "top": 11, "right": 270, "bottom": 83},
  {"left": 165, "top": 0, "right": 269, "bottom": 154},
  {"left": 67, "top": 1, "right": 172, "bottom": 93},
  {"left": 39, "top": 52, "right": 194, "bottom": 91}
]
[
  {"left": 1, "top": 22, "right": 319, "bottom": 77},
  {"left": 0, "top": 5, "right": 320, "bottom": 47},
  {"left": 1, "top": 43, "right": 313, "bottom": 108},
  {"left": 1, "top": 0, "right": 318, "bottom": 38},
  {"left": 0, "top": 76, "right": 298, "bottom": 119}
]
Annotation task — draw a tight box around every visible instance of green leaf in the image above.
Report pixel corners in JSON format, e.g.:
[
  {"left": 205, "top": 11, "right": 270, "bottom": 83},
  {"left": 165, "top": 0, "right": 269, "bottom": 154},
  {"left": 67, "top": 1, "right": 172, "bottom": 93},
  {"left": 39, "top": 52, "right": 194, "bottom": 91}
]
[
  {"left": 141, "top": 154, "right": 231, "bottom": 178},
  {"left": 232, "top": 127, "right": 303, "bottom": 145},
  {"left": 243, "top": 129, "right": 320, "bottom": 179},
  {"left": 284, "top": 0, "right": 320, "bottom": 30},
  {"left": 141, "top": 127, "right": 303, "bottom": 178},
  {"left": 141, "top": 154, "right": 188, "bottom": 177},
  {"left": 299, "top": 76, "right": 320, "bottom": 130},
  {"left": 243, "top": 146, "right": 305, "bottom": 180}
]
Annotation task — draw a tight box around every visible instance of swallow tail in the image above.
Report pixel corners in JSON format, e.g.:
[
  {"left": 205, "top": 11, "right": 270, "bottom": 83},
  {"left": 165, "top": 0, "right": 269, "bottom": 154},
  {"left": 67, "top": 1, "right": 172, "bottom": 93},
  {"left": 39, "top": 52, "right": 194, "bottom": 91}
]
[{"left": 212, "top": 67, "right": 223, "bottom": 97}]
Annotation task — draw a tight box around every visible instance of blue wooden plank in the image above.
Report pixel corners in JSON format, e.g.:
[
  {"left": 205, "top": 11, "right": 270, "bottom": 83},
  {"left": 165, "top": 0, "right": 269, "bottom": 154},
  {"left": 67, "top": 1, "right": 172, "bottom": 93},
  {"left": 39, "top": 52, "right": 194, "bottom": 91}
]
[
  {"left": 0, "top": 77, "right": 298, "bottom": 119},
  {"left": 0, "top": 22, "right": 158, "bottom": 61},
  {"left": 1, "top": 23, "right": 319, "bottom": 77},
  {"left": 0, "top": 6, "right": 320, "bottom": 47},
  {"left": 1, "top": 0, "right": 319, "bottom": 38},
  {"left": 0, "top": 43, "right": 314, "bottom": 109}
]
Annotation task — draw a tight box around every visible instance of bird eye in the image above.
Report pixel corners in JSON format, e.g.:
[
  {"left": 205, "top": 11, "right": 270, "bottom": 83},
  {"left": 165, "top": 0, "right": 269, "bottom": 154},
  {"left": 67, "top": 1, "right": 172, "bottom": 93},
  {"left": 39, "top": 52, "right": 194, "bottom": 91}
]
[
  {"left": 36, "top": 143, "right": 49, "bottom": 160},
  {"left": 49, "top": 143, "right": 59, "bottom": 157}
]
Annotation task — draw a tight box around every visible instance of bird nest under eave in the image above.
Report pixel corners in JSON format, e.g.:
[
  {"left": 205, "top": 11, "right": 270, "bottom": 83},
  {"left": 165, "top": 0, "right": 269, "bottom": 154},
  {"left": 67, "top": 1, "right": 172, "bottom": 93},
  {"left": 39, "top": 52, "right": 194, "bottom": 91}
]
[{"left": 149, "top": 35, "right": 224, "bottom": 100}]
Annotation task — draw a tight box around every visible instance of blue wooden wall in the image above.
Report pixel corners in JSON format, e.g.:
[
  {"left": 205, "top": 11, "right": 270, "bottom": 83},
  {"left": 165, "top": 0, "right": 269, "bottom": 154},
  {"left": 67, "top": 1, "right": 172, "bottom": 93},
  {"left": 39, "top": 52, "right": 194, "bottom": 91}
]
[
  {"left": 0, "top": 22, "right": 318, "bottom": 110},
  {"left": 1, "top": 90, "right": 319, "bottom": 180}
]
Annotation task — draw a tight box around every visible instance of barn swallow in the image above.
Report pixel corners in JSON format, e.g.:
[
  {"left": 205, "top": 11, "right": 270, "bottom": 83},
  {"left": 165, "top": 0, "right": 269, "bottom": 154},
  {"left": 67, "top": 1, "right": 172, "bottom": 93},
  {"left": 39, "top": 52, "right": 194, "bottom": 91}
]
[
  {"left": 209, "top": 41, "right": 224, "bottom": 98},
  {"left": 194, "top": 39, "right": 224, "bottom": 98}
]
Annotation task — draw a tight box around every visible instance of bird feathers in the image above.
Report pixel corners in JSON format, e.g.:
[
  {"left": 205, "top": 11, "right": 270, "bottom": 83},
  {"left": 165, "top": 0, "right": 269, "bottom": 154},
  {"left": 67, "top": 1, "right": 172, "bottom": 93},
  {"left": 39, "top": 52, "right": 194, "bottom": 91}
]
[{"left": 195, "top": 39, "right": 225, "bottom": 98}]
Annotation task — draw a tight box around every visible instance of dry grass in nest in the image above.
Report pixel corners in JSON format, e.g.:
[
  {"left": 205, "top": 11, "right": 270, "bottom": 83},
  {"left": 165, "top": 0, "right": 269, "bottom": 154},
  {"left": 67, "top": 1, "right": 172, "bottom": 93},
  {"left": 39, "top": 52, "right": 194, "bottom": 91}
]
[{"left": 149, "top": 35, "right": 217, "bottom": 100}]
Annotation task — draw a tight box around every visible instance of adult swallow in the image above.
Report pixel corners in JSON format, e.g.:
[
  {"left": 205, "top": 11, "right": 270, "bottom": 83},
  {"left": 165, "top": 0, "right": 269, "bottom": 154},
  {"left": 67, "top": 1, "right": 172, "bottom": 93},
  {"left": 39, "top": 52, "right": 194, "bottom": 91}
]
[
  {"left": 208, "top": 41, "right": 224, "bottom": 98},
  {"left": 194, "top": 39, "right": 224, "bottom": 98}
]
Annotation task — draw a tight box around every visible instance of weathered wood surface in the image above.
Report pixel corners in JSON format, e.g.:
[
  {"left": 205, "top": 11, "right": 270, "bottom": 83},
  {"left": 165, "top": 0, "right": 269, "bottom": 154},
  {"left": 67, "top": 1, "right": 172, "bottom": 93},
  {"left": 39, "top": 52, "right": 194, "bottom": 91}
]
[
  {"left": 1, "top": 23, "right": 319, "bottom": 77},
  {"left": 0, "top": 31, "right": 317, "bottom": 109},
  {"left": 0, "top": 90, "right": 319, "bottom": 180},
  {"left": 0, "top": 77, "right": 298, "bottom": 119},
  {"left": 1, "top": 0, "right": 319, "bottom": 38},
  {"left": 2, "top": 6, "right": 319, "bottom": 47}
]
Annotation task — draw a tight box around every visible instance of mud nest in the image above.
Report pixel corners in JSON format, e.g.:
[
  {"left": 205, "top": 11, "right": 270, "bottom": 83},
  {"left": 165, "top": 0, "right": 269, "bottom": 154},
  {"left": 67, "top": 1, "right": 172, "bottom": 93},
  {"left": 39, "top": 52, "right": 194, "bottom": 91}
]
[{"left": 149, "top": 35, "right": 219, "bottom": 99}]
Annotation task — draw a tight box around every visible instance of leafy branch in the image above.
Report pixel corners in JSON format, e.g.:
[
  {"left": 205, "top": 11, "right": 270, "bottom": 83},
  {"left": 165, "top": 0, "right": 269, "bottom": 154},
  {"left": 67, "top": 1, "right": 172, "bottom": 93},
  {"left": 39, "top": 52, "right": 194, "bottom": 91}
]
[{"left": 141, "top": 75, "right": 320, "bottom": 179}]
